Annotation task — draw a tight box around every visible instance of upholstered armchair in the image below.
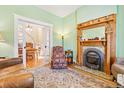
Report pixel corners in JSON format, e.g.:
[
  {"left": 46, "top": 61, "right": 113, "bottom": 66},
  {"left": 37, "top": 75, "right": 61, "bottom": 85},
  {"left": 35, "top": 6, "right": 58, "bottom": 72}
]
[
  {"left": 51, "top": 46, "right": 67, "bottom": 69},
  {"left": 111, "top": 58, "right": 124, "bottom": 79}
]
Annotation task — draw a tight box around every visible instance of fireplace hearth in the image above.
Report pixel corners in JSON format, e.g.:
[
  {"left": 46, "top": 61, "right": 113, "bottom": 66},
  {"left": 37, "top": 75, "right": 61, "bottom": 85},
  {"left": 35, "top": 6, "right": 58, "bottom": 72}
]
[{"left": 83, "top": 48, "right": 104, "bottom": 71}]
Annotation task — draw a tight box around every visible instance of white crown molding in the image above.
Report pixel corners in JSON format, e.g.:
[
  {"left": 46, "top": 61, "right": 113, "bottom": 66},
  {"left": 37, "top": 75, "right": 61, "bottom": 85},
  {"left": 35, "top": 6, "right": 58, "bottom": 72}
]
[{"left": 36, "top": 5, "right": 81, "bottom": 17}]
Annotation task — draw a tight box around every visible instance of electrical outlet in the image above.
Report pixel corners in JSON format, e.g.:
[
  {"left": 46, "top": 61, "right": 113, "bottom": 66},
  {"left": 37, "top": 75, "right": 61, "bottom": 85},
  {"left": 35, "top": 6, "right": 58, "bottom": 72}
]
[{"left": 117, "top": 74, "right": 124, "bottom": 86}]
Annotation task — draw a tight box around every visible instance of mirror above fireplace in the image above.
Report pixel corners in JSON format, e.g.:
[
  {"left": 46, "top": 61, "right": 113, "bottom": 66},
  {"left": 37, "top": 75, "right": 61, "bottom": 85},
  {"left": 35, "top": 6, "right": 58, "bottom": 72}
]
[{"left": 81, "top": 26, "right": 105, "bottom": 41}]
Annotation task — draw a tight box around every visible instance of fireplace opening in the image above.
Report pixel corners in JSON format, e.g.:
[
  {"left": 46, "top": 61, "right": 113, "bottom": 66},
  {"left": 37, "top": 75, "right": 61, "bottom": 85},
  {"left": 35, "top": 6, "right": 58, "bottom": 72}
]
[{"left": 83, "top": 48, "right": 104, "bottom": 71}]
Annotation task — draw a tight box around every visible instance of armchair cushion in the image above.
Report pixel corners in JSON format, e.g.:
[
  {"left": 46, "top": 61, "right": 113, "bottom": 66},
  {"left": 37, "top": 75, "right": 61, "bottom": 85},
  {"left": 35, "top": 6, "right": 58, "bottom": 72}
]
[
  {"left": 0, "top": 64, "right": 24, "bottom": 77},
  {"left": 111, "top": 58, "right": 124, "bottom": 79}
]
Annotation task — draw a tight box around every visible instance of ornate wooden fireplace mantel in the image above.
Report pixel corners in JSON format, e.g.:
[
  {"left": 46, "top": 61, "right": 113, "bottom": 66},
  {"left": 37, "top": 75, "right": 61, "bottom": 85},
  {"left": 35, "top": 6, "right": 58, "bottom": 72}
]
[{"left": 77, "top": 14, "right": 116, "bottom": 75}]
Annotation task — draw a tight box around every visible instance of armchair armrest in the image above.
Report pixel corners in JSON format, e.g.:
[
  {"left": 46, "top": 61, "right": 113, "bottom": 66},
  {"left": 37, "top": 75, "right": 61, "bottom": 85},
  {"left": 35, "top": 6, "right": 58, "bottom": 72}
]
[
  {"left": 0, "top": 58, "right": 22, "bottom": 69},
  {"left": 0, "top": 72, "right": 34, "bottom": 88}
]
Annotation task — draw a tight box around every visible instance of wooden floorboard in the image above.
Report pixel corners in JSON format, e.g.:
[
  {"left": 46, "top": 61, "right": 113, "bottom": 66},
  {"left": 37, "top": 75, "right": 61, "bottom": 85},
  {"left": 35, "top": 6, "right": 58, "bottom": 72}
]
[{"left": 26, "top": 58, "right": 48, "bottom": 68}]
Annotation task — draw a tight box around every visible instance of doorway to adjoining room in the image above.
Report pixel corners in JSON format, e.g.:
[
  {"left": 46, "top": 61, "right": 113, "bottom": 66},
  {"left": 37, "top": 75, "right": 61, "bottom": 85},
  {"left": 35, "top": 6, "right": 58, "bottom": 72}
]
[{"left": 14, "top": 15, "right": 53, "bottom": 68}]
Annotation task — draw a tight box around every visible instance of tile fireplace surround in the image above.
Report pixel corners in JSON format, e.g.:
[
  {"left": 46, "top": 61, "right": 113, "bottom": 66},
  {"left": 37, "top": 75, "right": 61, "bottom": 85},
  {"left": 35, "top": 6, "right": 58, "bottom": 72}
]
[
  {"left": 73, "top": 65, "right": 113, "bottom": 80},
  {"left": 76, "top": 47, "right": 112, "bottom": 80},
  {"left": 83, "top": 46, "right": 104, "bottom": 53}
]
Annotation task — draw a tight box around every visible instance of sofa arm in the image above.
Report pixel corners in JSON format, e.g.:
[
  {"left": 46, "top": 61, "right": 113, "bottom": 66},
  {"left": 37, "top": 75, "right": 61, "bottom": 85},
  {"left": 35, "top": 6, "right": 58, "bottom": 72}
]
[
  {"left": 0, "top": 64, "right": 24, "bottom": 77},
  {"left": 0, "top": 58, "right": 22, "bottom": 69},
  {"left": 0, "top": 73, "right": 34, "bottom": 88}
]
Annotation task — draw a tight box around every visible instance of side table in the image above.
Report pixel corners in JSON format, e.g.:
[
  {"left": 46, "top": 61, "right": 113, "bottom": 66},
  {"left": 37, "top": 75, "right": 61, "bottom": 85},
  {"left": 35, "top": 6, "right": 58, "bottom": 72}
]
[{"left": 65, "top": 50, "right": 73, "bottom": 64}]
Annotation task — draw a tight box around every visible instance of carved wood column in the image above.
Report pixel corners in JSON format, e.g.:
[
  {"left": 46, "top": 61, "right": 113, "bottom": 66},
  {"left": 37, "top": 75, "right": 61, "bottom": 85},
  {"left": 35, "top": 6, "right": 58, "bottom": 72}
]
[
  {"left": 80, "top": 43, "right": 83, "bottom": 65},
  {"left": 105, "top": 23, "right": 112, "bottom": 75},
  {"left": 77, "top": 29, "right": 81, "bottom": 65},
  {"left": 111, "top": 18, "right": 116, "bottom": 64}
]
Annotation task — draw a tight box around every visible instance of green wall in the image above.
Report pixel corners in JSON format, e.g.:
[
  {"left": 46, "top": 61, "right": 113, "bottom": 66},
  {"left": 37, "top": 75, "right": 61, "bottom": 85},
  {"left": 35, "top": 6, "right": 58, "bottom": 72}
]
[
  {"left": 0, "top": 5, "right": 62, "bottom": 57},
  {"left": 116, "top": 5, "right": 124, "bottom": 58},
  {"left": 63, "top": 5, "right": 117, "bottom": 61},
  {"left": 0, "top": 5, "right": 124, "bottom": 59}
]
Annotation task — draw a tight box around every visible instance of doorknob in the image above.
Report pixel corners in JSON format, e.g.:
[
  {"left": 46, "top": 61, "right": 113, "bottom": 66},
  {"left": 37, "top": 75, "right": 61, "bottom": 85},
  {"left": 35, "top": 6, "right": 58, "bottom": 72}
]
[{"left": 24, "top": 46, "right": 26, "bottom": 49}]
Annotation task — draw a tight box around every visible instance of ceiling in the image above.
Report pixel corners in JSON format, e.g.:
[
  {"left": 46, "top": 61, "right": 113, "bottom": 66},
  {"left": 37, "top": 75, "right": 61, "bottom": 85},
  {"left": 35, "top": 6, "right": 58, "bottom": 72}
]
[{"left": 37, "top": 5, "right": 81, "bottom": 17}]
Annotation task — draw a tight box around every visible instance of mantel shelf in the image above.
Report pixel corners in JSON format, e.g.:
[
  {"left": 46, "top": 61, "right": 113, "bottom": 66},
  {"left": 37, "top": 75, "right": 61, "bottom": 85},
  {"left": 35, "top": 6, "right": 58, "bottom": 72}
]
[
  {"left": 80, "top": 40, "right": 106, "bottom": 43},
  {"left": 80, "top": 40, "right": 106, "bottom": 46}
]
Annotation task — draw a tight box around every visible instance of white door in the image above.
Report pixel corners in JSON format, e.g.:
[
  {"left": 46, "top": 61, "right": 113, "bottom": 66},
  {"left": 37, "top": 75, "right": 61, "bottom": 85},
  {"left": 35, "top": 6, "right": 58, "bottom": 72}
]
[
  {"left": 17, "top": 23, "right": 26, "bottom": 67},
  {"left": 39, "top": 27, "right": 50, "bottom": 58}
]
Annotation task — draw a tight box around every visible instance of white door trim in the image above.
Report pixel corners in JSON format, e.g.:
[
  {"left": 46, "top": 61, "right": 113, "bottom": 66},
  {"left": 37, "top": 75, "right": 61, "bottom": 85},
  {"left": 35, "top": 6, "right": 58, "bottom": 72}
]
[{"left": 14, "top": 14, "right": 53, "bottom": 66}]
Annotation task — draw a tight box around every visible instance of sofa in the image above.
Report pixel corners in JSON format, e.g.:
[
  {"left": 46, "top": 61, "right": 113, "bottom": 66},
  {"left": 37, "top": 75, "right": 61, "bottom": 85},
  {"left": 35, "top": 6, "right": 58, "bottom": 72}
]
[
  {"left": 0, "top": 58, "right": 34, "bottom": 88},
  {"left": 111, "top": 58, "right": 124, "bottom": 79}
]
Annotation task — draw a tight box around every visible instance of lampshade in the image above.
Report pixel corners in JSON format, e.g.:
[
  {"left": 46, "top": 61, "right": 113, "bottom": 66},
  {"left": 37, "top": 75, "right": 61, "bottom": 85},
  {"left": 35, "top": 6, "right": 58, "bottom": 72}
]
[{"left": 0, "top": 32, "right": 5, "bottom": 42}]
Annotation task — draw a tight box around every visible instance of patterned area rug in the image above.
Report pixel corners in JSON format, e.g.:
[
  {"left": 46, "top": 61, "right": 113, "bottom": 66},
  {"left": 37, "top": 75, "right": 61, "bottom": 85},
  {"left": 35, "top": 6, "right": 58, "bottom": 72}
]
[{"left": 27, "top": 65, "right": 116, "bottom": 88}]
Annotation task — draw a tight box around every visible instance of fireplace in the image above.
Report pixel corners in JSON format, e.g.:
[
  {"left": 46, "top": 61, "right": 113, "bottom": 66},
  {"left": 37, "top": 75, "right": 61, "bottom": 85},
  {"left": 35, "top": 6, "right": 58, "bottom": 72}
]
[{"left": 83, "top": 48, "right": 104, "bottom": 71}]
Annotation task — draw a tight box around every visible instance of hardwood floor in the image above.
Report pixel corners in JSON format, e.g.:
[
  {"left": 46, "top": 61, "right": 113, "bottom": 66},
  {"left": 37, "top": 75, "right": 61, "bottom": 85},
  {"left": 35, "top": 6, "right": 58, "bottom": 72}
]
[{"left": 26, "top": 58, "right": 49, "bottom": 68}]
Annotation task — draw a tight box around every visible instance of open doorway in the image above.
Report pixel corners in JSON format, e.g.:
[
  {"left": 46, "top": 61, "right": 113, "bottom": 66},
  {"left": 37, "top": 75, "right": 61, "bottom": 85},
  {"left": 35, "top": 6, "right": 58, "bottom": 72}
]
[{"left": 14, "top": 15, "right": 53, "bottom": 68}]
